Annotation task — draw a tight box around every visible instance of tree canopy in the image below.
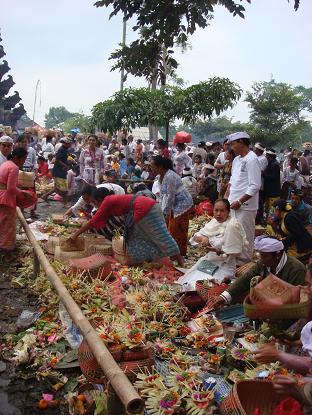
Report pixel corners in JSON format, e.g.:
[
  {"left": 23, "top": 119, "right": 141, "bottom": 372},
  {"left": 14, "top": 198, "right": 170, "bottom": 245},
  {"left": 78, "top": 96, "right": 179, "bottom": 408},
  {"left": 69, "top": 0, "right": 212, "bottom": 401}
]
[
  {"left": 59, "top": 113, "right": 92, "bottom": 134},
  {"left": 245, "top": 80, "right": 312, "bottom": 147},
  {"left": 44, "top": 106, "right": 74, "bottom": 128},
  {"left": 92, "top": 77, "right": 241, "bottom": 141},
  {"left": 95, "top": 0, "right": 300, "bottom": 84}
]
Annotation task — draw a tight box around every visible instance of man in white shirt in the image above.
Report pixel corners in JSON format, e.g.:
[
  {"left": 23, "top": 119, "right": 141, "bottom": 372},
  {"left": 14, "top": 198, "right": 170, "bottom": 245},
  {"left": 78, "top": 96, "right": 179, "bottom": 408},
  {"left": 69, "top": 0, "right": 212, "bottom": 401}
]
[
  {"left": 225, "top": 132, "right": 261, "bottom": 262},
  {"left": 0, "top": 135, "right": 13, "bottom": 166}
]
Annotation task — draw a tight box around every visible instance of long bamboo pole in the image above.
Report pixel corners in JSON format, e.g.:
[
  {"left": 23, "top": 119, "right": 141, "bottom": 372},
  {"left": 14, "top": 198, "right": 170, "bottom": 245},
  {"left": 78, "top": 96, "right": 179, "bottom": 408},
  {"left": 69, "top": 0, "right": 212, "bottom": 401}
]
[{"left": 17, "top": 208, "right": 144, "bottom": 415}]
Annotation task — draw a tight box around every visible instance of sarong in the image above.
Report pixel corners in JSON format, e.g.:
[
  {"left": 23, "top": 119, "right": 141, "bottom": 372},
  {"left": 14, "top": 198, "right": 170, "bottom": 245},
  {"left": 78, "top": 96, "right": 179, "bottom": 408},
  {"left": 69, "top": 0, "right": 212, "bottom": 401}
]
[
  {"left": 168, "top": 209, "right": 190, "bottom": 256},
  {"left": 0, "top": 205, "right": 16, "bottom": 251},
  {"left": 53, "top": 177, "right": 68, "bottom": 192},
  {"left": 127, "top": 204, "right": 179, "bottom": 263}
]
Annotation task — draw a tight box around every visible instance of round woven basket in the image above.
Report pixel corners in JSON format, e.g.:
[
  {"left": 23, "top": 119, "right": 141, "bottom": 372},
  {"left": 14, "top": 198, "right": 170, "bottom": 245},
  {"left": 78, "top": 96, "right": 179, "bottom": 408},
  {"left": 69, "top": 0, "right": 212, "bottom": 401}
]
[
  {"left": 220, "top": 380, "right": 278, "bottom": 415},
  {"left": 78, "top": 340, "right": 154, "bottom": 384}
]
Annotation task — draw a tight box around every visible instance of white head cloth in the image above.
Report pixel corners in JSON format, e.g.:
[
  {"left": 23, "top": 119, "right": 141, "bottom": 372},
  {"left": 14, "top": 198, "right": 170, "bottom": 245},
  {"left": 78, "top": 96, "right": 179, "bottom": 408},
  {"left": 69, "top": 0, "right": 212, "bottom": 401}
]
[
  {"left": 254, "top": 235, "right": 284, "bottom": 252},
  {"left": 255, "top": 143, "right": 265, "bottom": 151},
  {"left": 226, "top": 131, "right": 250, "bottom": 143},
  {"left": 0, "top": 135, "right": 13, "bottom": 144}
]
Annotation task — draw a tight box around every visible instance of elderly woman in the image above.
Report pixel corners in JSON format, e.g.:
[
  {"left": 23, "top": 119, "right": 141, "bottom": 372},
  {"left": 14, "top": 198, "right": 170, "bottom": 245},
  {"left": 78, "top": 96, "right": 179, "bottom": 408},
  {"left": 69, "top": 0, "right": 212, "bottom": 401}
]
[
  {"left": 69, "top": 189, "right": 184, "bottom": 266},
  {"left": 151, "top": 156, "right": 193, "bottom": 257},
  {"left": 79, "top": 135, "right": 104, "bottom": 186},
  {"left": 0, "top": 148, "right": 37, "bottom": 253},
  {"left": 178, "top": 199, "right": 247, "bottom": 288}
]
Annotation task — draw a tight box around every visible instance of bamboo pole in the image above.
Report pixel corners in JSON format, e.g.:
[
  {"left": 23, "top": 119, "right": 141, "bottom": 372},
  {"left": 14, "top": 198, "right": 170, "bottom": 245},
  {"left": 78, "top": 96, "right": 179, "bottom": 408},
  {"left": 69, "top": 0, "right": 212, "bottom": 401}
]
[{"left": 17, "top": 208, "right": 144, "bottom": 415}]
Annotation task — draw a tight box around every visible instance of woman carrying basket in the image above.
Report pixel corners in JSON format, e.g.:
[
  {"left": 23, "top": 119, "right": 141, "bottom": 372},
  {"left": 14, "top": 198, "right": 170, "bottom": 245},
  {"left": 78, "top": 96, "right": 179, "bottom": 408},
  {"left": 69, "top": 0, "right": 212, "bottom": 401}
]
[{"left": 68, "top": 188, "right": 184, "bottom": 266}]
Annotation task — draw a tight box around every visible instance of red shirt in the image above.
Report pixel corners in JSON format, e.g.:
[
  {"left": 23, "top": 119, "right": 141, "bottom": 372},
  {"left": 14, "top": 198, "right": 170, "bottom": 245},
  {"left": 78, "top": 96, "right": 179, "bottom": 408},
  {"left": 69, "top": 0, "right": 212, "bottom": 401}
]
[
  {"left": 88, "top": 195, "right": 156, "bottom": 230},
  {"left": 38, "top": 161, "right": 49, "bottom": 178}
]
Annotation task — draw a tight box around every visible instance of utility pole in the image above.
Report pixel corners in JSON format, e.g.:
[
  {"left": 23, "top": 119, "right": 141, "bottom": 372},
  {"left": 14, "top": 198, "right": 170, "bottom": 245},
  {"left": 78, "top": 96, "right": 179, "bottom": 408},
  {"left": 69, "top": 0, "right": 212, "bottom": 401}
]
[
  {"left": 32, "top": 79, "right": 41, "bottom": 124},
  {"left": 120, "top": 15, "right": 127, "bottom": 92}
]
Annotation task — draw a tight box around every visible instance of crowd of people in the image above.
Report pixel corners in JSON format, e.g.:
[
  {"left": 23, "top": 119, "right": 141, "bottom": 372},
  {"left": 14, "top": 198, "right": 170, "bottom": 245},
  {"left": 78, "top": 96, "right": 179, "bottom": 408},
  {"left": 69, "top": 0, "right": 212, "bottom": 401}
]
[
  {"left": 1, "top": 128, "right": 312, "bottom": 263},
  {"left": 2, "top": 127, "right": 312, "bottom": 408}
]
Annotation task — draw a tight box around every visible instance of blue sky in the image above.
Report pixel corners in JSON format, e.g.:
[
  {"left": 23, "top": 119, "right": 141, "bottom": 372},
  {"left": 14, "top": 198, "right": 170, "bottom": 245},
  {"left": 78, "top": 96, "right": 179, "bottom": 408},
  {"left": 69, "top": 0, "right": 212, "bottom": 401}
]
[{"left": 1, "top": 0, "right": 312, "bottom": 126}]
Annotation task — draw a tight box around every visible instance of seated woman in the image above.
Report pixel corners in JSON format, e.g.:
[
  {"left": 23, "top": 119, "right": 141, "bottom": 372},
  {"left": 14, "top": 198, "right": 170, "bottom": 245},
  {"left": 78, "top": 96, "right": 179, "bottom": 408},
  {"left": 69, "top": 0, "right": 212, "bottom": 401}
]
[
  {"left": 68, "top": 188, "right": 184, "bottom": 266},
  {"left": 177, "top": 199, "right": 247, "bottom": 288},
  {"left": 289, "top": 189, "right": 312, "bottom": 227},
  {"left": 268, "top": 199, "right": 312, "bottom": 261}
]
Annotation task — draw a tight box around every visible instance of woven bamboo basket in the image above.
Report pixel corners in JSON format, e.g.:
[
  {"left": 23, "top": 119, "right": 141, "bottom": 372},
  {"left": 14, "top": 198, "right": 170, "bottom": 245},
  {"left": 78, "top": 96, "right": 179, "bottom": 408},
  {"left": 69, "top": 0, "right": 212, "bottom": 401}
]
[
  {"left": 220, "top": 380, "right": 278, "bottom": 415},
  {"left": 87, "top": 244, "right": 114, "bottom": 256},
  {"left": 235, "top": 262, "right": 256, "bottom": 279},
  {"left": 244, "top": 291, "right": 310, "bottom": 320},
  {"left": 59, "top": 236, "right": 85, "bottom": 252},
  {"left": 18, "top": 171, "right": 35, "bottom": 189},
  {"left": 195, "top": 281, "right": 228, "bottom": 301},
  {"left": 44, "top": 236, "right": 60, "bottom": 255},
  {"left": 51, "top": 214, "right": 65, "bottom": 225},
  {"left": 54, "top": 246, "right": 88, "bottom": 263},
  {"left": 112, "top": 236, "right": 133, "bottom": 265},
  {"left": 78, "top": 340, "right": 154, "bottom": 384}
]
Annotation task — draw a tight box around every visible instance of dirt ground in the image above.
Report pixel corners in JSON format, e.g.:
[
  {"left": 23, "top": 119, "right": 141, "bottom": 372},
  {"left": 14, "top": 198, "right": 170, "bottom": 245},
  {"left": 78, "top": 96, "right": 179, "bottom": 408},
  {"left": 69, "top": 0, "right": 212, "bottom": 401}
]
[{"left": 0, "top": 200, "right": 71, "bottom": 415}]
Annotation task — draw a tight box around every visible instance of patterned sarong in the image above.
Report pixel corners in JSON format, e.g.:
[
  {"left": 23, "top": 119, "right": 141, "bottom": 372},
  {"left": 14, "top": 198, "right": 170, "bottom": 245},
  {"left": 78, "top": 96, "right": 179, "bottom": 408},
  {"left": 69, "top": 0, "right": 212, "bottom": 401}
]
[{"left": 127, "top": 204, "right": 179, "bottom": 263}]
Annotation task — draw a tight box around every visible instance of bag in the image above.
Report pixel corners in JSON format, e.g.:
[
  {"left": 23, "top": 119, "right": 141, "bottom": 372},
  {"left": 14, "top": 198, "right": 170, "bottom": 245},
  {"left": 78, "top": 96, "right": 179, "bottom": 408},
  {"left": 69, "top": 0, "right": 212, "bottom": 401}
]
[
  {"left": 196, "top": 260, "right": 219, "bottom": 275},
  {"left": 250, "top": 274, "right": 300, "bottom": 307},
  {"left": 173, "top": 131, "right": 192, "bottom": 144},
  {"left": 273, "top": 398, "right": 303, "bottom": 415},
  {"left": 123, "top": 195, "right": 138, "bottom": 249}
]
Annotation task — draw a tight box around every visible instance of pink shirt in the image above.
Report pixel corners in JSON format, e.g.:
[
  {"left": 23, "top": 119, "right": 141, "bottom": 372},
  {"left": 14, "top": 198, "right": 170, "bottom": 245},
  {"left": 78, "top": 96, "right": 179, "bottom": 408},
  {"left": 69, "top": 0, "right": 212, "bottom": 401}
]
[{"left": 0, "top": 160, "right": 23, "bottom": 208}]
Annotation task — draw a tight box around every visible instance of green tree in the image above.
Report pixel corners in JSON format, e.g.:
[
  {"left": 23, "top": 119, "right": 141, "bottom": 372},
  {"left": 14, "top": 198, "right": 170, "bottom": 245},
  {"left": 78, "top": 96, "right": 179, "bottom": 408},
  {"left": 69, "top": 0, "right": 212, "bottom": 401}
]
[
  {"left": 92, "top": 77, "right": 241, "bottom": 142},
  {"left": 95, "top": 0, "right": 300, "bottom": 85},
  {"left": 44, "top": 106, "right": 74, "bottom": 128},
  {"left": 245, "top": 80, "right": 311, "bottom": 147},
  {"left": 59, "top": 113, "right": 93, "bottom": 134}
]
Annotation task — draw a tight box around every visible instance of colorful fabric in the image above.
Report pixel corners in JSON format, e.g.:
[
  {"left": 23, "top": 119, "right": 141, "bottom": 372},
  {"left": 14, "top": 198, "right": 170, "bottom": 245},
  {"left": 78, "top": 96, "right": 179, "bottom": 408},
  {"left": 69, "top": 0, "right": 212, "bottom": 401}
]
[
  {"left": 168, "top": 208, "right": 190, "bottom": 256},
  {"left": 79, "top": 147, "right": 104, "bottom": 186},
  {"left": 0, "top": 205, "right": 16, "bottom": 251},
  {"left": 52, "top": 145, "right": 69, "bottom": 179},
  {"left": 0, "top": 160, "right": 24, "bottom": 208},
  {"left": 53, "top": 177, "right": 68, "bottom": 192},
  {"left": 88, "top": 195, "right": 156, "bottom": 230},
  {"left": 159, "top": 169, "right": 193, "bottom": 218},
  {"left": 127, "top": 204, "right": 179, "bottom": 262}
]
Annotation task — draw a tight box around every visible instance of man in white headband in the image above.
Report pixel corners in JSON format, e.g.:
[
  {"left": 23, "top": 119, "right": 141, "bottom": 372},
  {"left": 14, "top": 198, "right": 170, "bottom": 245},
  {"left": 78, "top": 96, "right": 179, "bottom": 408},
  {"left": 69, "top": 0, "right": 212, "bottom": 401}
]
[
  {"left": 0, "top": 135, "right": 14, "bottom": 166},
  {"left": 224, "top": 131, "right": 261, "bottom": 262},
  {"left": 212, "top": 235, "right": 306, "bottom": 309}
]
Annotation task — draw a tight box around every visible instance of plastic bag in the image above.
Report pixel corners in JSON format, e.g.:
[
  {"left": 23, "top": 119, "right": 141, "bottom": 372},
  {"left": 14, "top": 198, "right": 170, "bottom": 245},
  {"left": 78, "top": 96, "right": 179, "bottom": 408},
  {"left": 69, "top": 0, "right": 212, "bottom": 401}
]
[
  {"left": 273, "top": 398, "right": 304, "bottom": 415},
  {"left": 59, "top": 303, "right": 83, "bottom": 349}
]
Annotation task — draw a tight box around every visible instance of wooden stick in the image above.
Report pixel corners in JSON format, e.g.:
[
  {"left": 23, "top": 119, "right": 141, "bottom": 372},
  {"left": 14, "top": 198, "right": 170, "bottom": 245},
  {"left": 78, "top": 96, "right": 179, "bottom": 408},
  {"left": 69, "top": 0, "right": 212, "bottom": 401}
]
[{"left": 17, "top": 208, "right": 144, "bottom": 415}]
